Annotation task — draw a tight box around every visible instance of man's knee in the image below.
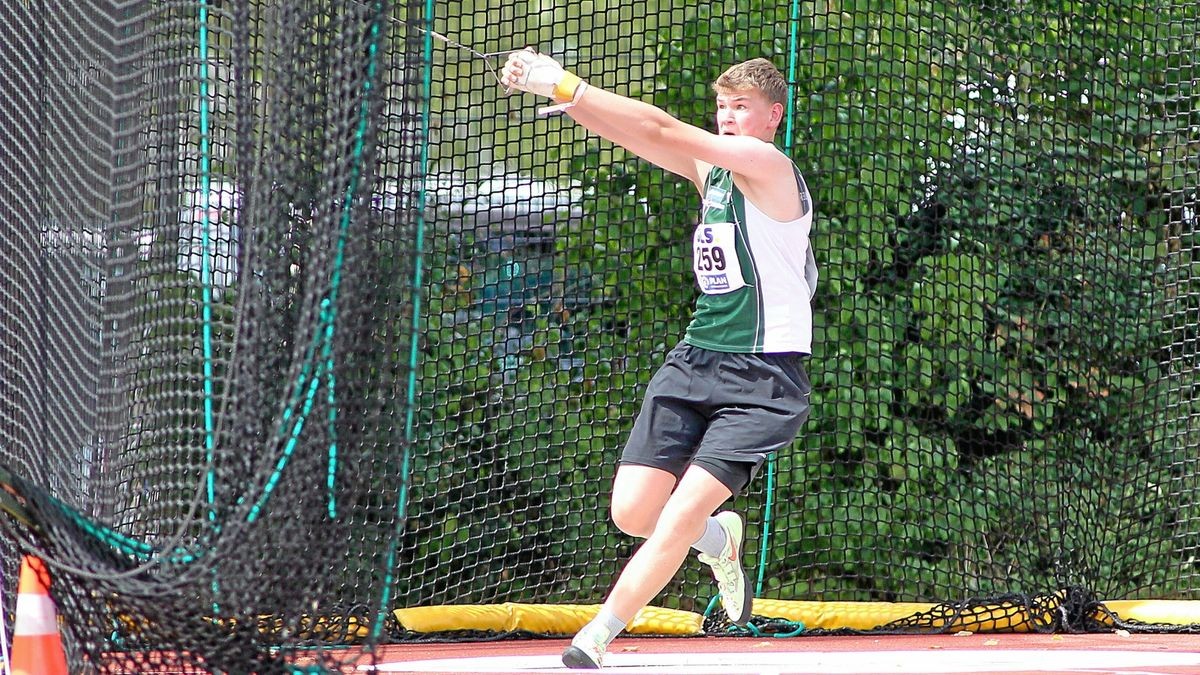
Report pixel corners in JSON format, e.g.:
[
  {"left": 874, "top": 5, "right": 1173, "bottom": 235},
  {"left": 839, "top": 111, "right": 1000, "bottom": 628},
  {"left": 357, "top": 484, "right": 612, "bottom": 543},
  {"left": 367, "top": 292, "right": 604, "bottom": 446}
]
[
  {"left": 609, "top": 464, "right": 676, "bottom": 538},
  {"left": 611, "top": 499, "right": 656, "bottom": 538}
]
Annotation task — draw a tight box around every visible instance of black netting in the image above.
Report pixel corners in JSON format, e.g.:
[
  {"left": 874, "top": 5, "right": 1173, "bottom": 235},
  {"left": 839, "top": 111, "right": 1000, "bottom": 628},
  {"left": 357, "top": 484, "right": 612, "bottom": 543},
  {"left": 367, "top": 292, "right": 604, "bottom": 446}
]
[{"left": 1, "top": 1, "right": 1198, "bottom": 672}]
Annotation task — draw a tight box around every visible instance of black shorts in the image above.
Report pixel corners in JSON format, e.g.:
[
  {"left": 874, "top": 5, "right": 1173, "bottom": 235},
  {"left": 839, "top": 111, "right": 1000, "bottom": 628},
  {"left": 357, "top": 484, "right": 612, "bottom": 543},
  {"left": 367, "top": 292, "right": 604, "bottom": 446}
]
[{"left": 620, "top": 341, "right": 812, "bottom": 496}]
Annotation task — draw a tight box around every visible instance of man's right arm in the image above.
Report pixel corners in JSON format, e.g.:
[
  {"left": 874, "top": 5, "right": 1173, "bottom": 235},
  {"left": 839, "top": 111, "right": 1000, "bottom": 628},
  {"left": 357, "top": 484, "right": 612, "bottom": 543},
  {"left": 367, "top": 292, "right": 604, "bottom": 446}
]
[
  {"left": 502, "top": 50, "right": 707, "bottom": 190},
  {"left": 563, "top": 85, "right": 708, "bottom": 190},
  {"left": 566, "top": 84, "right": 794, "bottom": 209},
  {"left": 502, "top": 50, "right": 794, "bottom": 201}
]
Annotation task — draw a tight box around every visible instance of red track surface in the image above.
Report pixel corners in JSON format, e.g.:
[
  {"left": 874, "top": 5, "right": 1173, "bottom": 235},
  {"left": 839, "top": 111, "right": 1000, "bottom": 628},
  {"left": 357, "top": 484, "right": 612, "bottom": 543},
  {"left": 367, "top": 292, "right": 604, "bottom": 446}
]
[
  {"left": 102, "top": 633, "right": 1200, "bottom": 674},
  {"left": 360, "top": 633, "right": 1200, "bottom": 675}
]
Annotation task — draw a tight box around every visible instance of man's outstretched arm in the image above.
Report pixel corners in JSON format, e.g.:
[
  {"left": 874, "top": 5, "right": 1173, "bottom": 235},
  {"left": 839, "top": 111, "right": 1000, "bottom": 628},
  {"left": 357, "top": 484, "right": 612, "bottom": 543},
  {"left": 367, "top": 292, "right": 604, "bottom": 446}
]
[{"left": 502, "top": 50, "right": 789, "bottom": 192}]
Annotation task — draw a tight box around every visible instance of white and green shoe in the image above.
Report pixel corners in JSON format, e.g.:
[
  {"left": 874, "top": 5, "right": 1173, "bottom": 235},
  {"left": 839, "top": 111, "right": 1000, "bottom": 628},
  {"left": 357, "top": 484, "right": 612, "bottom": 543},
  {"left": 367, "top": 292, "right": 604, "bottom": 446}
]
[
  {"left": 561, "top": 626, "right": 608, "bottom": 669},
  {"left": 698, "top": 510, "right": 753, "bottom": 626}
]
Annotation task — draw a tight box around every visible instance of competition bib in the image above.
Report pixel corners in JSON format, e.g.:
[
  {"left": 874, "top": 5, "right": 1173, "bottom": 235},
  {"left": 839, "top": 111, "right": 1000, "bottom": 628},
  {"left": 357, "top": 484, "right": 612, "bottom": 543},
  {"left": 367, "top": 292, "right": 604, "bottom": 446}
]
[{"left": 692, "top": 221, "right": 746, "bottom": 294}]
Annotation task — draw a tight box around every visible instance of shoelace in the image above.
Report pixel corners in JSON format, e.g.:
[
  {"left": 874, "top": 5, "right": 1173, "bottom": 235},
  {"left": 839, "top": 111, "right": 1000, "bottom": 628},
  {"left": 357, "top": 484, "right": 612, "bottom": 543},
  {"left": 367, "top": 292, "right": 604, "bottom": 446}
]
[{"left": 707, "top": 555, "right": 741, "bottom": 594}]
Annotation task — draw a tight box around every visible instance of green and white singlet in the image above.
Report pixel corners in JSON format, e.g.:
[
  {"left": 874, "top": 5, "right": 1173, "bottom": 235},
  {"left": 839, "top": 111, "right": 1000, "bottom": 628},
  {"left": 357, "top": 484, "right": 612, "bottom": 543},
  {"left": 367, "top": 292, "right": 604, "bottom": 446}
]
[{"left": 684, "top": 165, "right": 817, "bottom": 354}]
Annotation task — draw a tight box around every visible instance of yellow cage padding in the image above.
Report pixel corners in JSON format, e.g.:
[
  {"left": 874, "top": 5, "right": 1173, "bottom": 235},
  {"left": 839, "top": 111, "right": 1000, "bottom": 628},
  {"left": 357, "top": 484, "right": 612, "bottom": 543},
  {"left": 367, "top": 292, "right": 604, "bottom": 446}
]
[
  {"left": 751, "top": 599, "right": 935, "bottom": 631},
  {"left": 395, "top": 603, "right": 704, "bottom": 636},
  {"left": 754, "top": 597, "right": 1200, "bottom": 633},
  {"left": 395, "top": 598, "right": 1200, "bottom": 636},
  {"left": 1102, "top": 600, "right": 1200, "bottom": 627},
  {"left": 753, "top": 597, "right": 1063, "bottom": 632}
]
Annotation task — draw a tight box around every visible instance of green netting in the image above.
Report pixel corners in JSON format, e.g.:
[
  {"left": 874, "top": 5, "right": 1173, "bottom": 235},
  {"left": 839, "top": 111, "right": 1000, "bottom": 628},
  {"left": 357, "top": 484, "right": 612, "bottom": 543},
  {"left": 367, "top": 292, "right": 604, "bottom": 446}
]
[{"left": 0, "top": 0, "right": 1198, "bottom": 672}]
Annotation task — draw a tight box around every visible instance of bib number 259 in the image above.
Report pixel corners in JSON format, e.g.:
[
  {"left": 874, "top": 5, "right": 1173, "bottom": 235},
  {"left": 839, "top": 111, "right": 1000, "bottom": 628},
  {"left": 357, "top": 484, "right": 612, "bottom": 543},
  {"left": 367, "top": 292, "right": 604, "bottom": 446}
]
[{"left": 692, "top": 222, "right": 746, "bottom": 294}]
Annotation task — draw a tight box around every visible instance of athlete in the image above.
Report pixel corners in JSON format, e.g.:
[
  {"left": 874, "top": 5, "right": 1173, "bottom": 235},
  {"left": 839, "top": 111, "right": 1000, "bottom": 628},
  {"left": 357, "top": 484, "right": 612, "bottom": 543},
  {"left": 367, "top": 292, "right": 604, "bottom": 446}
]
[{"left": 502, "top": 50, "right": 816, "bottom": 669}]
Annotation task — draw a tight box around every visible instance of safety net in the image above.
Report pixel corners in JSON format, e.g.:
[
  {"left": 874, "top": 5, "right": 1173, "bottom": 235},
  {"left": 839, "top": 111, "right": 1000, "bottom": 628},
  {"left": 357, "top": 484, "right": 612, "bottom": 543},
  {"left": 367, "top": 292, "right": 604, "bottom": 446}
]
[{"left": 0, "top": 0, "right": 1198, "bottom": 672}]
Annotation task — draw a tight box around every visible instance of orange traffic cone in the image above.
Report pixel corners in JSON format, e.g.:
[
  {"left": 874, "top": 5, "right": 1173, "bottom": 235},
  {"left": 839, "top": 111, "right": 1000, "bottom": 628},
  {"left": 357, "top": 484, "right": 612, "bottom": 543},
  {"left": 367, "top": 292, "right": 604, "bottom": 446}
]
[{"left": 10, "top": 555, "right": 68, "bottom": 675}]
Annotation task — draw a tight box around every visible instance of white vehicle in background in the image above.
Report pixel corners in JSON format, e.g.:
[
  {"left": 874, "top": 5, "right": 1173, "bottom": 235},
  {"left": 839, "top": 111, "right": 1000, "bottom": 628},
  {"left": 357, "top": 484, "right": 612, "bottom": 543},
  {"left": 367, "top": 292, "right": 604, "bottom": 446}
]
[
  {"left": 174, "top": 176, "right": 464, "bottom": 287},
  {"left": 170, "top": 172, "right": 575, "bottom": 287},
  {"left": 456, "top": 175, "right": 583, "bottom": 237},
  {"left": 372, "top": 174, "right": 472, "bottom": 217}
]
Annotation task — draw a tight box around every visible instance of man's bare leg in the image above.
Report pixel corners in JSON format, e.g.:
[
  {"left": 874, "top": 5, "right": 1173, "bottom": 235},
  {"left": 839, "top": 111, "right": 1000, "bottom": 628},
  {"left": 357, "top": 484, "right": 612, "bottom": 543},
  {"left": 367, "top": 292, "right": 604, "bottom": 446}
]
[{"left": 563, "top": 465, "right": 732, "bottom": 668}]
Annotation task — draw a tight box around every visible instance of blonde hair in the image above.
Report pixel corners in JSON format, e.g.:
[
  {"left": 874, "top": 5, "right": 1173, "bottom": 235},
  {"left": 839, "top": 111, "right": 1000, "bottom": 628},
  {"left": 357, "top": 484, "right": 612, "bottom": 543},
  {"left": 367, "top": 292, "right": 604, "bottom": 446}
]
[{"left": 712, "top": 58, "right": 788, "bottom": 107}]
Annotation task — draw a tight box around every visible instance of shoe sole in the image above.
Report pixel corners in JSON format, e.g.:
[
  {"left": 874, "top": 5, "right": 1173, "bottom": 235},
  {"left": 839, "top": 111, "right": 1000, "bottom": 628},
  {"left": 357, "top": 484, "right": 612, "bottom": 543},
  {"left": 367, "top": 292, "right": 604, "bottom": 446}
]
[
  {"left": 717, "top": 511, "right": 753, "bottom": 626},
  {"left": 732, "top": 566, "right": 753, "bottom": 626},
  {"left": 562, "top": 645, "right": 601, "bottom": 669}
]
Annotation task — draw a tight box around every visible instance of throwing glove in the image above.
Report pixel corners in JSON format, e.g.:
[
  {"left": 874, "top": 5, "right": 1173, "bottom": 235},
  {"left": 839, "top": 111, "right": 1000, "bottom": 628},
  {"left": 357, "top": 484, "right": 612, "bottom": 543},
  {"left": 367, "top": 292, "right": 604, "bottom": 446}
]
[{"left": 503, "top": 48, "right": 584, "bottom": 104}]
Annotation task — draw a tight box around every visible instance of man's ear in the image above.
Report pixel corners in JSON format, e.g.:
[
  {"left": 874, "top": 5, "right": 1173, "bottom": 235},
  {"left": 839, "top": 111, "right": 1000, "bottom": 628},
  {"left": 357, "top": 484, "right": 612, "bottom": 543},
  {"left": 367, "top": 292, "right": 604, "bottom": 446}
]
[{"left": 770, "top": 101, "right": 785, "bottom": 126}]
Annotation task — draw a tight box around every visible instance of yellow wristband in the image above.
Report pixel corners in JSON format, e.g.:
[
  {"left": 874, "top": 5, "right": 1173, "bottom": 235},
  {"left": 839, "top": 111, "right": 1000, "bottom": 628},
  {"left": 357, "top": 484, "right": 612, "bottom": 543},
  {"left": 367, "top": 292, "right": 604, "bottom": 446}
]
[{"left": 553, "top": 72, "right": 583, "bottom": 104}]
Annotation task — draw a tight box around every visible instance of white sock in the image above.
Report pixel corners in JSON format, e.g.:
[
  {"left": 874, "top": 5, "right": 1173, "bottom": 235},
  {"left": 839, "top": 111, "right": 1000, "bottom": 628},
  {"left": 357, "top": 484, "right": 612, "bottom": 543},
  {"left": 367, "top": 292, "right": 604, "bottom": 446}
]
[
  {"left": 575, "top": 607, "right": 626, "bottom": 649},
  {"left": 691, "top": 516, "right": 726, "bottom": 557}
]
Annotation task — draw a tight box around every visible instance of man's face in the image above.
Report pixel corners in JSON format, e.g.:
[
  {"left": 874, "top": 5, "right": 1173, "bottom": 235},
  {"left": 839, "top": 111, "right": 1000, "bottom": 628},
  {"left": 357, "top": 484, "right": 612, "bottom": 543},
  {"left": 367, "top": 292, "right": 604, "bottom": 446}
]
[{"left": 715, "top": 88, "right": 779, "bottom": 141}]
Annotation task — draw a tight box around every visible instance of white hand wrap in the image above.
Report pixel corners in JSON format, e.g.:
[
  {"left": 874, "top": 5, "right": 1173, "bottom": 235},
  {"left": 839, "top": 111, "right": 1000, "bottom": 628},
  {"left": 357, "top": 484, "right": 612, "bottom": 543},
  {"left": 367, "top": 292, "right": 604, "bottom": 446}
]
[{"left": 506, "top": 50, "right": 584, "bottom": 104}]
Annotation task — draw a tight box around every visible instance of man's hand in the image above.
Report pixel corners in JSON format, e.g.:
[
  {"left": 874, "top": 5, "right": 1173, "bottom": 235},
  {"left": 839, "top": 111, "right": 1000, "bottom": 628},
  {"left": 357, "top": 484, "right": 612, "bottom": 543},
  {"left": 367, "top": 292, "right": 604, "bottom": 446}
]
[{"left": 502, "top": 48, "right": 583, "bottom": 104}]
